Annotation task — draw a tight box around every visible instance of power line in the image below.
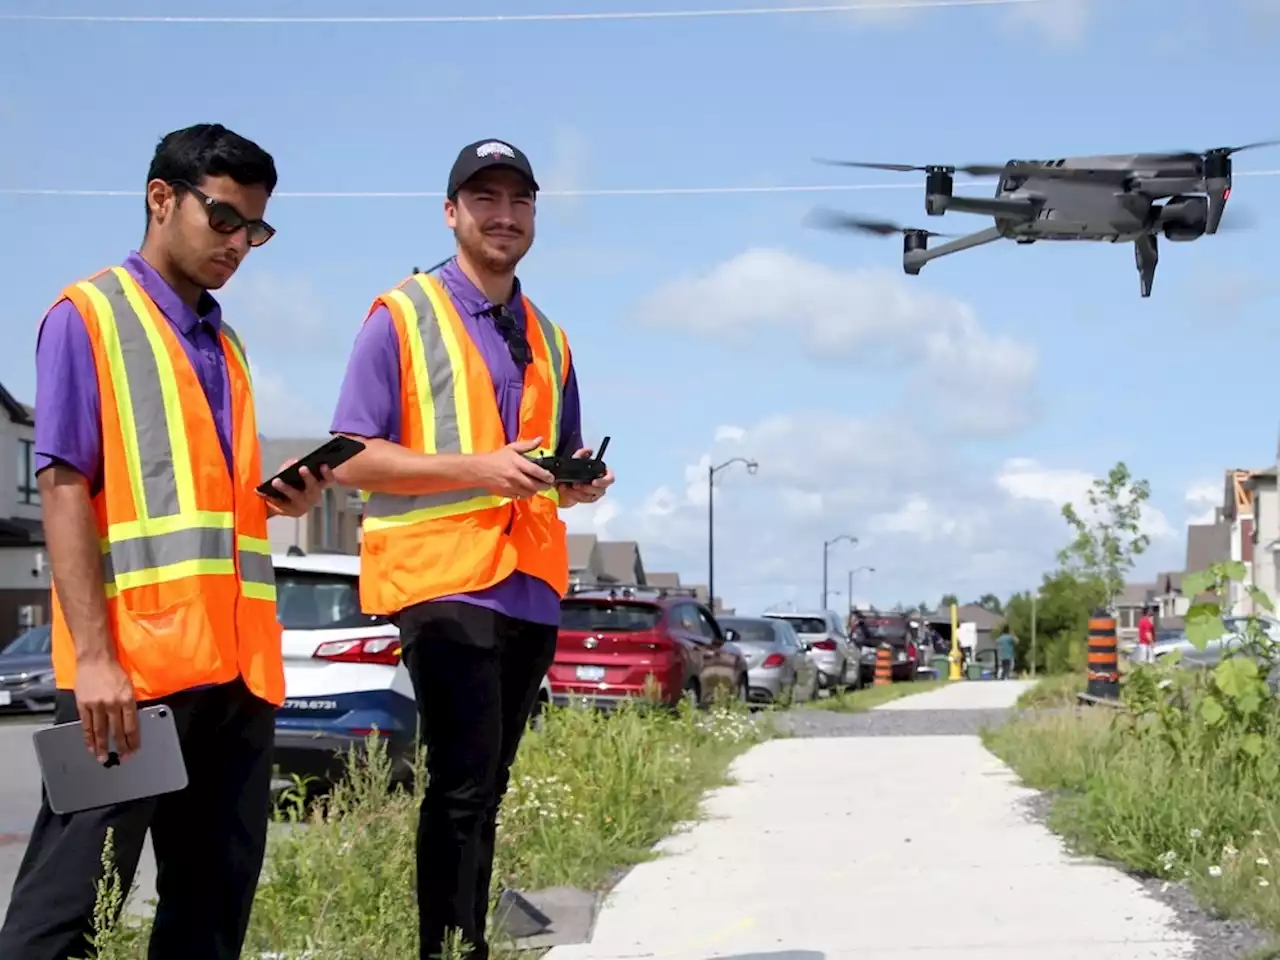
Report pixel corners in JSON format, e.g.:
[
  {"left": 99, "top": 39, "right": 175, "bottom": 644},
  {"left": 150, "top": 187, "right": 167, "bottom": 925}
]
[
  {"left": 0, "top": 0, "right": 1058, "bottom": 24},
  {"left": 3, "top": 169, "right": 1280, "bottom": 199}
]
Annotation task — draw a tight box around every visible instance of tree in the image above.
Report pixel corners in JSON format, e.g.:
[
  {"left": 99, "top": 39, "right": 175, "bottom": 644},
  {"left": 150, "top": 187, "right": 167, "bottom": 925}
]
[
  {"left": 977, "top": 593, "right": 1004, "bottom": 615},
  {"left": 998, "top": 571, "right": 1095, "bottom": 674},
  {"left": 939, "top": 593, "right": 959, "bottom": 609},
  {"left": 1056, "top": 461, "right": 1152, "bottom": 609}
]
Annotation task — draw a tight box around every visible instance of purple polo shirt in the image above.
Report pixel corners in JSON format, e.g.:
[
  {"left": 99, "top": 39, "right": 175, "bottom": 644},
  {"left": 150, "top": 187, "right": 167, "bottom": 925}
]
[
  {"left": 34, "top": 251, "right": 234, "bottom": 490},
  {"left": 329, "top": 257, "right": 583, "bottom": 628}
]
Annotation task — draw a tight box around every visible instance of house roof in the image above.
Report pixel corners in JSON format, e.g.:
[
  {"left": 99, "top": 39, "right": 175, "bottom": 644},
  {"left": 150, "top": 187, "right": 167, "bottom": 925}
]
[
  {"left": 1115, "top": 581, "right": 1157, "bottom": 607},
  {"left": 567, "top": 534, "right": 599, "bottom": 573},
  {"left": 597, "top": 540, "right": 644, "bottom": 584},
  {"left": 1186, "top": 522, "right": 1231, "bottom": 577},
  {"left": 1155, "top": 570, "right": 1185, "bottom": 595},
  {"left": 647, "top": 571, "right": 681, "bottom": 588},
  {"left": 0, "top": 382, "right": 33, "bottom": 426},
  {"left": 954, "top": 603, "right": 1002, "bottom": 630}
]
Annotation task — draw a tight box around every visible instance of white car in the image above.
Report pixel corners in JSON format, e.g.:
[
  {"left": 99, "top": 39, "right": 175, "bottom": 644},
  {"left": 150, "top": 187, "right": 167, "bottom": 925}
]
[
  {"left": 270, "top": 551, "right": 553, "bottom": 787},
  {"left": 272, "top": 552, "right": 417, "bottom": 787}
]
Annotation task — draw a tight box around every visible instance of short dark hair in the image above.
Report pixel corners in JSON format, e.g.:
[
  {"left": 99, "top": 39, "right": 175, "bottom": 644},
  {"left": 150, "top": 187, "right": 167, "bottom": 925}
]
[{"left": 144, "top": 123, "right": 278, "bottom": 227}]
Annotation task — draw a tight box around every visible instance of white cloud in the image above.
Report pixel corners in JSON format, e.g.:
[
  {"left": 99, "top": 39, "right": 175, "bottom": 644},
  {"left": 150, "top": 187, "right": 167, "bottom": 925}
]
[
  {"left": 996, "top": 457, "right": 1177, "bottom": 542},
  {"left": 633, "top": 249, "right": 1038, "bottom": 438},
  {"left": 248, "top": 360, "right": 329, "bottom": 438},
  {"left": 1001, "top": 0, "right": 1093, "bottom": 45},
  {"left": 1185, "top": 481, "right": 1221, "bottom": 527}
]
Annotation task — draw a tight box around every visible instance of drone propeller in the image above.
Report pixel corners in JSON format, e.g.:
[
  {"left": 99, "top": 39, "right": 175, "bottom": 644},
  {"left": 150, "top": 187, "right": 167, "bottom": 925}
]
[
  {"left": 814, "top": 157, "right": 1009, "bottom": 177},
  {"left": 805, "top": 208, "right": 956, "bottom": 238},
  {"left": 1149, "top": 139, "right": 1280, "bottom": 161}
]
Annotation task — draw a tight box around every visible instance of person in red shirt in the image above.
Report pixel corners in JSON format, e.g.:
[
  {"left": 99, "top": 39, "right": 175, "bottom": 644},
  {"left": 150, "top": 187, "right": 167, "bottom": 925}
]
[{"left": 1136, "top": 605, "right": 1156, "bottom": 663}]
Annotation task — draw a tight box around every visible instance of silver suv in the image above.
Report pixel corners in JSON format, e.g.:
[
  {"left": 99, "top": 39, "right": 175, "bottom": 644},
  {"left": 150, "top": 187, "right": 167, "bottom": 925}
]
[{"left": 761, "top": 609, "right": 861, "bottom": 692}]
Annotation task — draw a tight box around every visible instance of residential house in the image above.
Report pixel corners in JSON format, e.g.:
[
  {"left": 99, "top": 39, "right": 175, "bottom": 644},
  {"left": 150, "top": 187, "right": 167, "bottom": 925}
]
[
  {"left": 647, "top": 571, "right": 681, "bottom": 589},
  {"left": 597, "top": 540, "right": 646, "bottom": 586},
  {"left": 1247, "top": 465, "right": 1280, "bottom": 611},
  {"left": 0, "top": 383, "right": 50, "bottom": 642},
  {"left": 1221, "top": 468, "right": 1259, "bottom": 615},
  {"left": 567, "top": 534, "right": 603, "bottom": 587},
  {"left": 262, "top": 438, "right": 363, "bottom": 556},
  {"left": 1114, "top": 581, "right": 1157, "bottom": 646},
  {"left": 954, "top": 602, "right": 1002, "bottom": 653}
]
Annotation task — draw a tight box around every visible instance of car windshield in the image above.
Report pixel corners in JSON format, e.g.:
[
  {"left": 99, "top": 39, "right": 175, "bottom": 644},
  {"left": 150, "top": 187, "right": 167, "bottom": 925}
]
[
  {"left": 774, "top": 616, "right": 828, "bottom": 635},
  {"left": 864, "top": 618, "right": 908, "bottom": 639},
  {"left": 560, "top": 601, "right": 662, "bottom": 632},
  {"left": 275, "top": 571, "right": 388, "bottom": 630},
  {"left": 720, "top": 619, "right": 776, "bottom": 645},
  {"left": 4, "top": 625, "right": 51, "bottom": 656}
]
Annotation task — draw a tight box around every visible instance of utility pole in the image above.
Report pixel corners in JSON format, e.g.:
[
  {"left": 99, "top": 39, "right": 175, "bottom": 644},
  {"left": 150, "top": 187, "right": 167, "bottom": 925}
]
[
  {"left": 847, "top": 566, "right": 875, "bottom": 616},
  {"left": 1031, "top": 594, "right": 1038, "bottom": 678},
  {"left": 707, "top": 457, "right": 758, "bottom": 610}
]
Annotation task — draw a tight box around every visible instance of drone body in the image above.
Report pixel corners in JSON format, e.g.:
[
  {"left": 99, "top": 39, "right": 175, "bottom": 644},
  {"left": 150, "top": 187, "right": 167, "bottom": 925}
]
[{"left": 812, "top": 143, "right": 1273, "bottom": 297}]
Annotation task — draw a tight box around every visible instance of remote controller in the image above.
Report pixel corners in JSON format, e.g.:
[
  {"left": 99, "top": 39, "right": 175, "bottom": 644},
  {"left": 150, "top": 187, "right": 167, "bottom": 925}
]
[{"left": 527, "top": 436, "right": 610, "bottom": 484}]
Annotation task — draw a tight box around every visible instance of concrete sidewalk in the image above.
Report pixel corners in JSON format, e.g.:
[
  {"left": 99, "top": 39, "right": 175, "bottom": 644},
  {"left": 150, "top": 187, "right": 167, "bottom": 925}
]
[{"left": 545, "top": 682, "right": 1194, "bottom": 960}]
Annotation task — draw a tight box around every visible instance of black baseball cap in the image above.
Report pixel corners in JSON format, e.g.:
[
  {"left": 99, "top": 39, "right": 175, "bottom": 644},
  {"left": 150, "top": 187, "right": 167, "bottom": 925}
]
[{"left": 447, "top": 139, "right": 539, "bottom": 199}]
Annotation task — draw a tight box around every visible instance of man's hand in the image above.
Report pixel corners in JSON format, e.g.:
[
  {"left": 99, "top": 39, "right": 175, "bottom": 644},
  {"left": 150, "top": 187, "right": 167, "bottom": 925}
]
[
  {"left": 558, "top": 446, "right": 615, "bottom": 508},
  {"left": 472, "top": 437, "right": 556, "bottom": 499},
  {"left": 262, "top": 460, "right": 333, "bottom": 518},
  {"left": 74, "top": 654, "right": 139, "bottom": 763}
]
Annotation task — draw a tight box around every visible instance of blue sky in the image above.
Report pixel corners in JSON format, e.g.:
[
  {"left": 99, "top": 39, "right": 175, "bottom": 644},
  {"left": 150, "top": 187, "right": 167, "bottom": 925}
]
[{"left": 2, "top": 0, "right": 1278, "bottom": 613}]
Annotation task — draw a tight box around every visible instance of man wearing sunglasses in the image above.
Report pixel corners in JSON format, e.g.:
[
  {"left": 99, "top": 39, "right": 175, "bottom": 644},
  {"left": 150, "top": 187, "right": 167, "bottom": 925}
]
[
  {"left": 0, "top": 123, "right": 330, "bottom": 960},
  {"left": 330, "top": 138, "right": 614, "bottom": 960}
]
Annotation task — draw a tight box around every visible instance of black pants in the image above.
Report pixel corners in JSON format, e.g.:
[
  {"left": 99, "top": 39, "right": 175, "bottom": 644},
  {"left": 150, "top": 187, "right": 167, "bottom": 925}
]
[
  {"left": 0, "top": 677, "right": 276, "bottom": 960},
  {"left": 397, "top": 601, "right": 559, "bottom": 960},
  {"left": 999, "top": 658, "right": 1013, "bottom": 679}
]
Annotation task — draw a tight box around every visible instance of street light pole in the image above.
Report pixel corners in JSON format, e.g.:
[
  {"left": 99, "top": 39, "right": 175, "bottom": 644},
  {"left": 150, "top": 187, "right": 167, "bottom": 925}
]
[
  {"left": 821, "top": 534, "right": 858, "bottom": 611},
  {"left": 707, "top": 456, "right": 758, "bottom": 611},
  {"left": 847, "top": 565, "right": 875, "bottom": 615}
]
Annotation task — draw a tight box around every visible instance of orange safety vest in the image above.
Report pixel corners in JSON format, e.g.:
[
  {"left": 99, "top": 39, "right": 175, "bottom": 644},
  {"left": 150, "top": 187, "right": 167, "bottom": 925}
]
[
  {"left": 45, "top": 266, "right": 285, "bottom": 705},
  {"left": 357, "top": 271, "right": 572, "bottom": 615}
]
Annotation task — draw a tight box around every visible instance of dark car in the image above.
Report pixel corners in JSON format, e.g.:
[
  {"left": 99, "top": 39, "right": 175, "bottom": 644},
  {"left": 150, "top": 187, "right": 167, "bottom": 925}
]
[
  {"left": 0, "top": 624, "right": 55, "bottom": 713},
  {"left": 550, "top": 585, "right": 748, "bottom": 710},
  {"left": 855, "top": 612, "right": 918, "bottom": 683}
]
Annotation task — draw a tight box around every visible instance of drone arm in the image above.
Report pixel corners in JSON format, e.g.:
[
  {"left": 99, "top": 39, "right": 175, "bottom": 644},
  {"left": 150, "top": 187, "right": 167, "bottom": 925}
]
[
  {"left": 905, "top": 226, "right": 1003, "bottom": 273},
  {"left": 934, "top": 195, "right": 1040, "bottom": 219}
]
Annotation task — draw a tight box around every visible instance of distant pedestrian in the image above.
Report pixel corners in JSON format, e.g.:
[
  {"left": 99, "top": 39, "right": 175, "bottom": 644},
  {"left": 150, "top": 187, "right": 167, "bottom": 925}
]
[
  {"left": 1136, "top": 605, "right": 1156, "bottom": 664},
  {"left": 996, "top": 629, "right": 1016, "bottom": 680}
]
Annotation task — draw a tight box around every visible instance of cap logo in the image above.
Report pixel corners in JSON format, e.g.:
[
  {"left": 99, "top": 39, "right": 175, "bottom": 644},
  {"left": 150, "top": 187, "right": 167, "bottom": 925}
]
[{"left": 476, "top": 141, "right": 516, "bottom": 159}]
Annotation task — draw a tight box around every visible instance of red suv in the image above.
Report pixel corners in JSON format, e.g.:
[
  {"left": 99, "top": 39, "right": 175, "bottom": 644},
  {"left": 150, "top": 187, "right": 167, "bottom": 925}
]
[{"left": 550, "top": 586, "right": 748, "bottom": 710}]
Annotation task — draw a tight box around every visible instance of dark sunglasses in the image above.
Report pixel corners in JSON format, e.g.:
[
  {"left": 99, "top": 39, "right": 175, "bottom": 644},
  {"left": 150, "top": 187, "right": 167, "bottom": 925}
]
[
  {"left": 169, "top": 179, "right": 276, "bottom": 247},
  {"left": 489, "top": 305, "right": 532, "bottom": 368}
]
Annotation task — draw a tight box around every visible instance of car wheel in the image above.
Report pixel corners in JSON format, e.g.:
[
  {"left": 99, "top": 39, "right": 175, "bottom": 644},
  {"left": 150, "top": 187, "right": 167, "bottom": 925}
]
[
  {"left": 736, "top": 674, "right": 748, "bottom": 703},
  {"left": 681, "top": 678, "right": 701, "bottom": 711}
]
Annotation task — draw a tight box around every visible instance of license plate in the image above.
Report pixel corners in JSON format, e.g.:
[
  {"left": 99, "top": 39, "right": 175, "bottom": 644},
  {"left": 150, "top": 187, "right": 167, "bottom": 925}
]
[
  {"left": 0, "top": 691, "right": 11, "bottom": 706},
  {"left": 576, "top": 665, "right": 606, "bottom": 682}
]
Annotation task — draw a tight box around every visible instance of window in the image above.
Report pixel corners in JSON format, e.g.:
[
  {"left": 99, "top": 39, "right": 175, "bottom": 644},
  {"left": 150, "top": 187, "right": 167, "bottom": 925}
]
[
  {"left": 559, "top": 600, "right": 662, "bottom": 632},
  {"left": 274, "top": 570, "right": 387, "bottom": 630},
  {"left": 17, "top": 438, "right": 38, "bottom": 506}
]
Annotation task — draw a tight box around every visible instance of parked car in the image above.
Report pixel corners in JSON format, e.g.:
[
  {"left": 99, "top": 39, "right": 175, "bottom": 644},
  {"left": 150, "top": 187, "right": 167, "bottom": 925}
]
[
  {"left": 761, "top": 610, "right": 860, "bottom": 692},
  {"left": 718, "top": 615, "right": 819, "bottom": 706},
  {"left": 0, "top": 624, "right": 54, "bottom": 714},
  {"left": 852, "top": 611, "right": 917, "bottom": 682},
  {"left": 551, "top": 586, "right": 748, "bottom": 710},
  {"left": 271, "top": 552, "right": 418, "bottom": 786}
]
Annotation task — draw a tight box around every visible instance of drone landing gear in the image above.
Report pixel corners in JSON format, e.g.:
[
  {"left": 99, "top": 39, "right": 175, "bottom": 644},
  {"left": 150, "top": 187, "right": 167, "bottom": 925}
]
[{"left": 1134, "top": 233, "right": 1158, "bottom": 298}]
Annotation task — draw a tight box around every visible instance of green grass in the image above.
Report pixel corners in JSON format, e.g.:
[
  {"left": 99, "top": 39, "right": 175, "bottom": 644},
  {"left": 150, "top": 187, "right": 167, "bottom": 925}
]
[
  {"left": 79, "top": 697, "right": 770, "bottom": 959},
  {"left": 984, "top": 699, "right": 1280, "bottom": 944},
  {"left": 804, "top": 677, "right": 949, "bottom": 713},
  {"left": 1013, "top": 672, "right": 1086, "bottom": 710}
]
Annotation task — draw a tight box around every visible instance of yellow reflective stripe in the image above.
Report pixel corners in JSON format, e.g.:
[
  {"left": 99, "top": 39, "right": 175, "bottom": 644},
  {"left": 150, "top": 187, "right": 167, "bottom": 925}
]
[
  {"left": 115, "top": 269, "right": 198, "bottom": 517},
  {"left": 237, "top": 535, "right": 271, "bottom": 554},
  {"left": 241, "top": 581, "right": 276, "bottom": 601},
  {"left": 416, "top": 275, "right": 475, "bottom": 454},
  {"left": 110, "top": 557, "right": 237, "bottom": 595},
  {"left": 220, "top": 323, "right": 252, "bottom": 386},
  {"left": 361, "top": 492, "right": 511, "bottom": 531},
  {"left": 537, "top": 487, "right": 560, "bottom": 506},
  {"left": 105, "top": 511, "right": 234, "bottom": 544},
  {"left": 78, "top": 279, "right": 150, "bottom": 525},
  {"left": 388, "top": 287, "right": 438, "bottom": 455}
]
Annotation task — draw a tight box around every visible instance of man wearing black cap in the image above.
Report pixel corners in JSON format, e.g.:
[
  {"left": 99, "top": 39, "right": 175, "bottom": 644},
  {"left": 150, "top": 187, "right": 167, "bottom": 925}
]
[{"left": 328, "top": 139, "right": 614, "bottom": 960}]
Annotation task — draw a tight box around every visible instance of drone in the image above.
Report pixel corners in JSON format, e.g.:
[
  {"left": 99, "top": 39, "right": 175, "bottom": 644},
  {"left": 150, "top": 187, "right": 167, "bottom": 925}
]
[{"left": 807, "top": 141, "right": 1277, "bottom": 297}]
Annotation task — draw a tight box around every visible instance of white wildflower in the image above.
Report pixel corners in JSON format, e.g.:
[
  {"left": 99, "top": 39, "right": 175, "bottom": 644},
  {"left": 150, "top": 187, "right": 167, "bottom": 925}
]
[{"left": 1208, "top": 865, "right": 1222, "bottom": 878}]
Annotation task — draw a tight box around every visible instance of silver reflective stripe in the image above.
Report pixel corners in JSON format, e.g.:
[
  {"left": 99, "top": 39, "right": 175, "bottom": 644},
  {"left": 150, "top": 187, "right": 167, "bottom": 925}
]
[
  {"left": 399, "top": 277, "right": 462, "bottom": 454},
  {"left": 526, "top": 300, "right": 564, "bottom": 390},
  {"left": 103, "top": 527, "right": 235, "bottom": 582},
  {"left": 238, "top": 550, "right": 276, "bottom": 586},
  {"left": 363, "top": 485, "right": 495, "bottom": 519},
  {"left": 91, "top": 270, "right": 181, "bottom": 518}
]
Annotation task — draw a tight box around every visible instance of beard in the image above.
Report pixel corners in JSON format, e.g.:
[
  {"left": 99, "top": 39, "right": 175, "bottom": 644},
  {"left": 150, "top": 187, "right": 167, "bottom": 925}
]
[{"left": 455, "top": 225, "right": 530, "bottom": 274}]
